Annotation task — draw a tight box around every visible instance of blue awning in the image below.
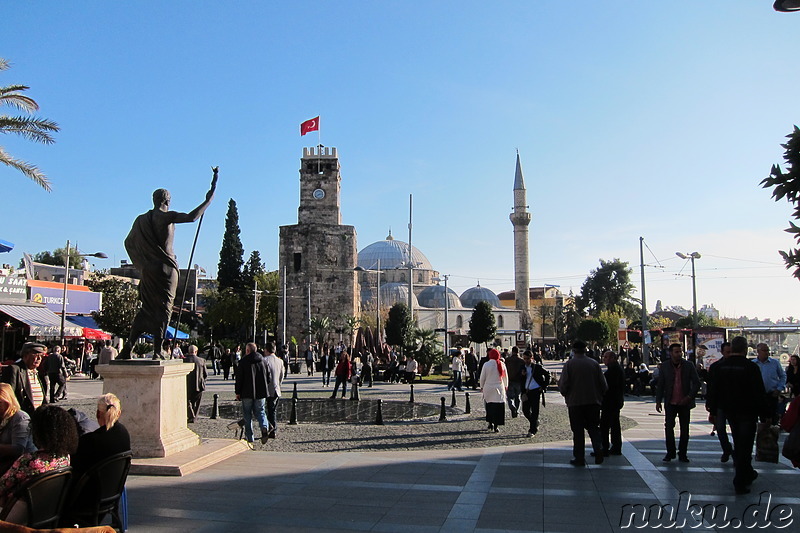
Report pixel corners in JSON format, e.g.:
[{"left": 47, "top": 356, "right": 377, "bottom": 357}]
[
  {"left": 0, "top": 240, "right": 13, "bottom": 253},
  {"left": 143, "top": 325, "right": 189, "bottom": 340},
  {"left": 0, "top": 303, "right": 82, "bottom": 337},
  {"left": 66, "top": 315, "right": 102, "bottom": 330}
]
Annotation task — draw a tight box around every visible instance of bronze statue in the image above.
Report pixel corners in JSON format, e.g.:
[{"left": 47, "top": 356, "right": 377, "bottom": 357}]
[{"left": 118, "top": 168, "right": 217, "bottom": 360}]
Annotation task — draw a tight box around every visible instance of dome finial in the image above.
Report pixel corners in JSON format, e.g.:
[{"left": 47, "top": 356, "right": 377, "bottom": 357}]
[{"left": 386, "top": 228, "right": 394, "bottom": 241}]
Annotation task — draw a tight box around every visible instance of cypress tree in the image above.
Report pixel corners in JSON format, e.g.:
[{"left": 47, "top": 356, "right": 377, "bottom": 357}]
[
  {"left": 469, "top": 301, "right": 497, "bottom": 348},
  {"left": 217, "top": 199, "right": 244, "bottom": 291}
]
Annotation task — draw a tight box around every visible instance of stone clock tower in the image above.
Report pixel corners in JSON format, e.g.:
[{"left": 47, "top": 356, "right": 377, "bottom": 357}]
[{"left": 278, "top": 146, "right": 359, "bottom": 346}]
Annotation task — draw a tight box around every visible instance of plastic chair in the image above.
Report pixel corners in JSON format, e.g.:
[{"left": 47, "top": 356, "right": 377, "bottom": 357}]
[
  {"left": 63, "top": 451, "right": 132, "bottom": 532},
  {"left": 0, "top": 467, "right": 73, "bottom": 529}
]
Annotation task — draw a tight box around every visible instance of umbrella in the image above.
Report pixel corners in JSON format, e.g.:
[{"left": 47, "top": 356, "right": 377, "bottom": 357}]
[
  {"left": 0, "top": 239, "right": 14, "bottom": 253},
  {"left": 353, "top": 327, "right": 365, "bottom": 354},
  {"left": 363, "top": 326, "right": 374, "bottom": 355}
]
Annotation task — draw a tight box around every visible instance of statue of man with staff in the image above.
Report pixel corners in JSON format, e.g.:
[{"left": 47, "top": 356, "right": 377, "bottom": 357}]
[{"left": 118, "top": 168, "right": 217, "bottom": 360}]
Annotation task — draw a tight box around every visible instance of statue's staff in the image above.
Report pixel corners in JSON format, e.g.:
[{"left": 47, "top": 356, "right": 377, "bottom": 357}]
[{"left": 170, "top": 166, "right": 218, "bottom": 356}]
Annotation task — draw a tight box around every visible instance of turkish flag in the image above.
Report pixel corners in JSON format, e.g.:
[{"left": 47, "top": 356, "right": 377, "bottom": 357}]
[{"left": 300, "top": 116, "right": 320, "bottom": 136}]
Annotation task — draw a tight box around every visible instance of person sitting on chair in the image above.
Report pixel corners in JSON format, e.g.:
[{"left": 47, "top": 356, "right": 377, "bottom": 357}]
[
  {"left": 70, "top": 394, "right": 131, "bottom": 482},
  {"left": 0, "top": 384, "right": 35, "bottom": 476},
  {"left": 0, "top": 405, "right": 78, "bottom": 522}
]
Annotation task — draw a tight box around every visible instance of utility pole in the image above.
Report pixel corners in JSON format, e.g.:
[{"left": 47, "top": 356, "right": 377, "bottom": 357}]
[{"left": 639, "top": 237, "right": 649, "bottom": 365}]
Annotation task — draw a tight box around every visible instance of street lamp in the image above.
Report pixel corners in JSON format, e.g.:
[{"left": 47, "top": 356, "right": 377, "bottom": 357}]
[
  {"left": 775, "top": 0, "right": 800, "bottom": 12},
  {"left": 355, "top": 259, "right": 382, "bottom": 342},
  {"left": 675, "top": 251, "right": 701, "bottom": 344},
  {"left": 60, "top": 240, "right": 107, "bottom": 345}
]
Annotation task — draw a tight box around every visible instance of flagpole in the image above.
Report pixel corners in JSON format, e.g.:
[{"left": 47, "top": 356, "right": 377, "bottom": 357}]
[{"left": 317, "top": 115, "right": 322, "bottom": 174}]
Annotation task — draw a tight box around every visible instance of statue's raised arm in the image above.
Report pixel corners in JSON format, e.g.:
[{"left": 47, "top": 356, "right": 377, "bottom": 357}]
[{"left": 177, "top": 167, "right": 218, "bottom": 223}]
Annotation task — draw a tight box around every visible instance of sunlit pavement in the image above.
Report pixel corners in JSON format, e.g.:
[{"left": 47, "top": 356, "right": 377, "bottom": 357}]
[{"left": 66, "top": 367, "right": 800, "bottom": 532}]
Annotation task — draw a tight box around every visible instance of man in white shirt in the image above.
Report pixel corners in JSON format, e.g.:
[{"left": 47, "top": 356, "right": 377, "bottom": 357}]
[{"left": 263, "top": 342, "right": 285, "bottom": 439}]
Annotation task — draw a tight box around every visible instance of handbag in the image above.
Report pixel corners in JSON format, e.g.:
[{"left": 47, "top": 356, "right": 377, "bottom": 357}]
[{"left": 756, "top": 422, "right": 780, "bottom": 463}]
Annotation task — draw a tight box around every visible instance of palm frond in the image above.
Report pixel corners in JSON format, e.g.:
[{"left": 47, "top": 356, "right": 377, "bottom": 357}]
[
  {"left": 0, "top": 58, "right": 8, "bottom": 71},
  {"left": 0, "top": 85, "right": 38, "bottom": 112},
  {"left": 0, "top": 146, "right": 52, "bottom": 191},
  {"left": 0, "top": 115, "right": 59, "bottom": 144}
]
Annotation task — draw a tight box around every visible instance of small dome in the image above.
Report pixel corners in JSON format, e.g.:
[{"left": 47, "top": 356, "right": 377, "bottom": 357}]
[
  {"left": 417, "top": 284, "right": 460, "bottom": 309},
  {"left": 363, "top": 282, "right": 419, "bottom": 309},
  {"left": 460, "top": 285, "right": 501, "bottom": 308},
  {"left": 357, "top": 233, "right": 433, "bottom": 271}
]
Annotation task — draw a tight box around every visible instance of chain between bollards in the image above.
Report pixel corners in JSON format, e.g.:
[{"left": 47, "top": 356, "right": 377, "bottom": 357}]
[
  {"left": 439, "top": 396, "right": 447, "bottom": 421},
  {"left": 375, "top": 398, "right": 384, "bottom": 425},
  {"left": 465, "top": 392, "right": 471, "bottom": 414},
  {"left": 289, "top": 397, "right": 298, "bottom": 425},
  {"left": 211, "top": 393, "right": 219, "bottom": 419}
]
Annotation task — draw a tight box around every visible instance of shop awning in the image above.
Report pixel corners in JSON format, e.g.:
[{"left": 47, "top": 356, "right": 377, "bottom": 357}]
[
  {"left": 143, "top": 325, "right": 189, "bottom": 340},
  {"left": 0, "top": 239, "right": 13, "bottom": 253},
  {"left": 66, "top": 316, "right": 111, "bottom": 340},
  {"left": 0, "top": 303, "right": 83, "bottom": 337}
]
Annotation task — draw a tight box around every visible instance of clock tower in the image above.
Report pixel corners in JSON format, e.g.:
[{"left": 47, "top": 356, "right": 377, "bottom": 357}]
[{"left": 279, "top": 147, "right": 359, "bottom": 347}]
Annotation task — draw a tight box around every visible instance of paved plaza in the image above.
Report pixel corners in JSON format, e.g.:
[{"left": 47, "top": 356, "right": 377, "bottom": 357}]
[{"left": 63, "top": 365, "right": 800, "bottom": 532}]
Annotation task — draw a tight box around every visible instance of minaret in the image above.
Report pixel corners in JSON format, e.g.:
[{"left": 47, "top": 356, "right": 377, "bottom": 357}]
[{"left": 509, "top": 151, "right": 532, "bottom": 329}]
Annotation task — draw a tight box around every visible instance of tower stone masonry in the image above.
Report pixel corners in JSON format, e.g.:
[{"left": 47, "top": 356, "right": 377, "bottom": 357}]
[
  {"left": 509, "top": 152, "right": 532, "bottom": 330},
  {"left": 278, "top": 147, "right": 359, "bottom": 346}
]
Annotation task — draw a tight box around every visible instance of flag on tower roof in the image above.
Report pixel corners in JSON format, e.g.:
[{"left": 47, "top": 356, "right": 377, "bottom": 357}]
[{"left": 300, "top": 116, "right": 320, "bottom": 136}]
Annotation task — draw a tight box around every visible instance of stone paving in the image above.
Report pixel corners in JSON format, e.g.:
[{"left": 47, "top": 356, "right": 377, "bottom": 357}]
[{"left": 62, "top": 364, "right": 800, "bottom": 532}]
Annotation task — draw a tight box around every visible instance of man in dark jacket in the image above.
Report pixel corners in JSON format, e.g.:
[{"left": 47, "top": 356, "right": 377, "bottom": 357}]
[
  {"left": 1, "top": 342, "right": 48, "bottom": 416},
  {"left": 184, "top": 345, "right": 208, "bottom": 423},
  {"left": 600, "top": 350, "right": 625, "bottom": 456},
  {"left": 656, "top": 343, "right": 701, "bottom": 462},
  {"left": 706, "top": 336, "right": 766, "bottom": 494},
  {"left": 505, "top": 347, "right": 525, "bottom": 417},
  {"left": 47, "top": 345, "right": 67, "bottom": 402},
  {"left": 521, "top": 350, "right": 549, "bottom": 437},
  {"left": 234, "top": 342, "right": 271, "bottom": 446}
]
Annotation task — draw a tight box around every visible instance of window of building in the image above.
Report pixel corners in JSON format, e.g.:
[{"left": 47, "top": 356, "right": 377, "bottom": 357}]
[
  {"left": 293, "top": 253, "right": 302, "bottom": 273},
  {"left": 456, "top": 315, "right": 463, "bottom": 328},
  {"left": 498, "top": 315, "right": 504, "bottom": 328}
]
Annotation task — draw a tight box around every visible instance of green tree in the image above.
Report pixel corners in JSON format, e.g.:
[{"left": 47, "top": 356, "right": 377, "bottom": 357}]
[
  {"left": 576, "top": 258, "right": 637, "bottom": 318},
  {"left": 203, "top": 287, "right": 248, "bottom": 337},
  {"left": 761, "top": 125, "right": 800, "bottom": 279},
  {"left": 217, "top": 199, "right": 244, "bottom": 291},
  {"left": 674, "top": 313, "right": 718, "bottom": 329},
  {"left": 242, "top": 250, "right": 265, "bottom": 293},
  {"left": 255, "top": 270, "right": 279, "bottom": 338},
  {"left": 309, "top": 316, "right": 332, "bottom": 344},
  {"left": 576, "top": 318, "right": 611, "bottom": 347},
  {"left": 469, "top": 301, "right": 497, "bottom": 347},
  {"left": 1, "top": 58, "right": 59, "bottom": 191},
  {"left": 340, "top": 315, "right": 360, "bottom": 346},
  {"left": 21, "top": 248, "right": 82, "bottom": 269},
  {"left": 411, "top": 327, "right": 444, "bottom": 376},
  {"left": 561, "top": 291, "right": 583, "bottom": 340},
  {"left": 85, "top": 273, "right": 139, "bottom": 338},
  {"left": 385, "top": 302, "right": 413, "bottom": 352}
]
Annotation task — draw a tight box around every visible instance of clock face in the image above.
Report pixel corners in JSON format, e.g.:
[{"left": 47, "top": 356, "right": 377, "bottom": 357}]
[{"left": 312, "top": 188, "right": 325, "bottom": 200}]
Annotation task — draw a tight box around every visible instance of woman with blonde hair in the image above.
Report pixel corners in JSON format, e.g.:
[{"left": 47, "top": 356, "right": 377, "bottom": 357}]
[
  {"left": 0, "top": 384, "right": 35, "bottom": 475},
  {"left": 71, "top": 393, "right": 131, "bottom": 480}
]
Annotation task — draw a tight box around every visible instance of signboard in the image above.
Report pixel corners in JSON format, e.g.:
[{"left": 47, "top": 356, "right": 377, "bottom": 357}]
[
  {"left": 30, "top": 286, "right": 102, "bottom": 314},
  {"left": 515, "top": 331, "right": 527, "bottom": 348},
  {"left": 0, "top": 276, "right": 27, "bottom": 303},
  {"left": 696, "top": 330, "right": 726, "bottom": 368}
]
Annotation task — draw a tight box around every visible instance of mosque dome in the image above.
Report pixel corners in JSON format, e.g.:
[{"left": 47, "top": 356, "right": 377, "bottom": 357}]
[
  {"left": 417, "top": 284, "right": 461, "bottom": 309},
  {"left": 362, "top": 282, "right": 419, "bottom": 309},
  {"left": 460, "top": 285, "right": 501, "bottom": 309},
  {"left": 357, "top": 232, "right": 433, "bottom": 271}
]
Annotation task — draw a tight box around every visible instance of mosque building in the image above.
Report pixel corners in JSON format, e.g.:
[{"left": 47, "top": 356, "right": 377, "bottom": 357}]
[{"left": 278, "top": 146, "right": 544, "bottom": 352}]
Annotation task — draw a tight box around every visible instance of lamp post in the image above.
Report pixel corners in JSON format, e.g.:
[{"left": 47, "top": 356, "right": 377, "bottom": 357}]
[
  {"left": 774, "top": 0, "right": 800, "bottom": 12},
  {"left": 355, "top": 259, "right": 382, "bottom": 341},
  {"left": 676, "top": 251, "right": 701, "bottom": 348},
  {"left": 60, "top": 240, "right": 107, "bottom": 345}
]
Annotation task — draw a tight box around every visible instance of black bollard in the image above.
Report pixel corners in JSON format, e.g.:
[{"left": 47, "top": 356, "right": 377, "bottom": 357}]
[
  {"left": 211, "top": 393, "right": 220, "bottom": 419},
  {"left": 465, "top": 392, "right": 471, "bottom": 414},
  {"left": 375, "top": 398, "right": 384, "bottom": 425},
  {"left": 439, "top": 396, "right": 447, "bottom": 421},
  {"left": 292, "top": 382, "right": 298, "bottom": 400},
  {"left": 451, "top": 389, "right": 457, "bottom": 408},
  {"left": 289, "top": 397, "right": 298, "bottom": 425},
  {"left": 409, "top": 384, "right": 415, "bottom": 403}
]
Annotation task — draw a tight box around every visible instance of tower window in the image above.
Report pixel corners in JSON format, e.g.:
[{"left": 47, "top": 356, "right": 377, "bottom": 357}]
[
  {"left": 293, "top": 253, "right": 302, "bottom": 273},
  {"left": 498, "top": 315, "right": 504, "bottom": 328},
  {"left": 456, "top": 315, "right": 463, "bottom": 328}
]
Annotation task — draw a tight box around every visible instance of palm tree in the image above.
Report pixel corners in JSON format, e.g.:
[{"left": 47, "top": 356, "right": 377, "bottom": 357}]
[
  {"left": 308, "top": 316, "right": 332, "bottom": 345},
  {"left": 341, "top": 315, "right": 360, "bottom": 346},
  {"left": 412, "top": 327, "right": 444, "bottom": 376},
  {"left": 1, "top": 58, "right": 59, "bottom": 191}
]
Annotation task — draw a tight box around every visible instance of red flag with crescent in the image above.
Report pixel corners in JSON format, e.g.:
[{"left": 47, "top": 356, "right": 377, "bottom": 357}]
[{"left": 300, "top": 116, "right": 319, "bottom": 136}]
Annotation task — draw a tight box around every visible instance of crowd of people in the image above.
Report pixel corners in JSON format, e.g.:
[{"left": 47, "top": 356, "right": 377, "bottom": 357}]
[{"left": 0, "top": 341, "right": 131, "bottom": 526}]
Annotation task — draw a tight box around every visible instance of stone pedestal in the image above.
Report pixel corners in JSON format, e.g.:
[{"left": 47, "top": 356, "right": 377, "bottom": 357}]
[{"left": 98, "top": 359, "right": 200, "bottom": 458}]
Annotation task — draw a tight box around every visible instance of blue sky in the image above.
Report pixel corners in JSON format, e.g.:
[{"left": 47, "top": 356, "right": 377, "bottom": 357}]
[{"left": 3, "top": 1, "right": 799, "bottom": 320}]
